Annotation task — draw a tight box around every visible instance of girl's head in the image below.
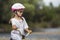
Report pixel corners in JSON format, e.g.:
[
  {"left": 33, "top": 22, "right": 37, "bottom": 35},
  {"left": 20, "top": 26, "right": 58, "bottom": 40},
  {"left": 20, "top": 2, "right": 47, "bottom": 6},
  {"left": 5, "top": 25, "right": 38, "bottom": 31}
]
[{"left": 11, "top": 3, "right": 25, "bottom": 17}]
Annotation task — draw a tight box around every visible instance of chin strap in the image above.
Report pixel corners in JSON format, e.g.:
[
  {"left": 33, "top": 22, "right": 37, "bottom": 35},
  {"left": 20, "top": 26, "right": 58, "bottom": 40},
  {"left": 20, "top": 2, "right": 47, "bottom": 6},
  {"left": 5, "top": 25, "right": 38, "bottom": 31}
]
[{"left": 15, "top": 11, "right": 22, "bottom": 17}]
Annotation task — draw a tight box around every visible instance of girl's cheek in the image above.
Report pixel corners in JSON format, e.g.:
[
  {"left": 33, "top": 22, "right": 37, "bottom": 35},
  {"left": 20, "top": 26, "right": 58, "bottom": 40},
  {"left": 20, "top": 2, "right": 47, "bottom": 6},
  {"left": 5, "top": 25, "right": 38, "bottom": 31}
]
[
  {"left": 19, "top": 13, "right": 22, "bottom": 16},
  {"left": 21, "top": 13, "right": 23, "bottom": 15},
  {"left": 20, "top": 13, "right": 23, "bottom": 15}
]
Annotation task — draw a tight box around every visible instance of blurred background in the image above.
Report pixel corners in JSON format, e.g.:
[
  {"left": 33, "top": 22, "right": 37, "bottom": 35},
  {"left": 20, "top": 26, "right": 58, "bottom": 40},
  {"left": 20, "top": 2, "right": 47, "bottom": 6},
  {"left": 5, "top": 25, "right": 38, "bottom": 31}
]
[{"left": 0, "top": 0, "right": 60, "bottom": 40}]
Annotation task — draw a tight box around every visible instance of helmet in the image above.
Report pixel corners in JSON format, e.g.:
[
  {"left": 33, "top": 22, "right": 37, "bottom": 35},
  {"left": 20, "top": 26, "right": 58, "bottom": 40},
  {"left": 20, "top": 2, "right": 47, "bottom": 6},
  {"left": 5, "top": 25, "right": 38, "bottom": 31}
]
[{"left": 11, "top": 3, "right": 25, "bottom": 12}]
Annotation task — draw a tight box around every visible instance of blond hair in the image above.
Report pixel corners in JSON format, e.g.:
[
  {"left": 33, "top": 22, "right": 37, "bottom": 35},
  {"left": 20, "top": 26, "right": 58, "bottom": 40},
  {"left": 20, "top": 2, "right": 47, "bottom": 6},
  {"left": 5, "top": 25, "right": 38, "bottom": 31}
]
[{"left": 9, "top": 13, "right": 15, "bottom": 24}]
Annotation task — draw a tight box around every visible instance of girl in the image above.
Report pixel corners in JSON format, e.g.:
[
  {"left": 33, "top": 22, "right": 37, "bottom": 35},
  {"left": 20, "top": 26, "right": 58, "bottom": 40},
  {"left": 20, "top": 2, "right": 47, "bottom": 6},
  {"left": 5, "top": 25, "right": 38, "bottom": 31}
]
[{"left": 10, "top": 3, "right": 32, "bottom": 40}]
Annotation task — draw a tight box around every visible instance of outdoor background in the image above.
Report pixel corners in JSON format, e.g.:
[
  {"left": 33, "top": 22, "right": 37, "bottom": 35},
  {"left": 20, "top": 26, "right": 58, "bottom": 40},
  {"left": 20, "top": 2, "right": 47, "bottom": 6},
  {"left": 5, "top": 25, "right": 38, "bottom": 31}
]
[
  {"left": 0, "top": 0, "right": 60, "bottom": 40},
  {"left": 0, "top": 0, "right": 60, "bottom": 32}
]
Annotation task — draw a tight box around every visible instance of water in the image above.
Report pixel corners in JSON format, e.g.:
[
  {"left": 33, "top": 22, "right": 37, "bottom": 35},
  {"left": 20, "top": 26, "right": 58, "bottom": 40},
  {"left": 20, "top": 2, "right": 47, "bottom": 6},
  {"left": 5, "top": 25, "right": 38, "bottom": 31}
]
[{"left": 0, "top": 28, "right": 60, "bottom": 40}]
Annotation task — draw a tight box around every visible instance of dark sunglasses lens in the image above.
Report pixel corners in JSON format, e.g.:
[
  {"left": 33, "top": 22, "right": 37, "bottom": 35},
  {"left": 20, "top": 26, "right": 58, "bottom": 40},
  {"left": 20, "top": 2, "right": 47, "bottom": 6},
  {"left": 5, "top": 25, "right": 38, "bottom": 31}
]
[{"left": 20, "top": 11, "right": 23, "bottom": 13}]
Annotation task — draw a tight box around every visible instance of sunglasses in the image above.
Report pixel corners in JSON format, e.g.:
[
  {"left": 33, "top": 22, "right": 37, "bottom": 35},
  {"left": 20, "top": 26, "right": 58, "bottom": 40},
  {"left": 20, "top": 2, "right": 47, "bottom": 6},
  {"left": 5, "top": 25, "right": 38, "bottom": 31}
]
[
  {"left": 17, "top": 10, "right": 24, "bottom": 13},
  {"left": 14, "top": 9, "right": 24, "bottom": 13}
]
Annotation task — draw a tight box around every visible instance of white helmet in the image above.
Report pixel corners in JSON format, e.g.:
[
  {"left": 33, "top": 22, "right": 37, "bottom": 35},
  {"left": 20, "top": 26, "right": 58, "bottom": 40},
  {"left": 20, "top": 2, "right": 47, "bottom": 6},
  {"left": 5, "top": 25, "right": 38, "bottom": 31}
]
[{"left": 11, "top": 3, "right": 25, "bottom": 12}]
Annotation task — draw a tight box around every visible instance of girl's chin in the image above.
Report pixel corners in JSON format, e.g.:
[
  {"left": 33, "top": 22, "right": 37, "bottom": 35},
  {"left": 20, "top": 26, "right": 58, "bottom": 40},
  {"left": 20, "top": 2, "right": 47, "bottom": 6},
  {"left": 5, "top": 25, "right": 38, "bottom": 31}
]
[{"left": 19, "top": 16, "right": 22, "bottom": 17}]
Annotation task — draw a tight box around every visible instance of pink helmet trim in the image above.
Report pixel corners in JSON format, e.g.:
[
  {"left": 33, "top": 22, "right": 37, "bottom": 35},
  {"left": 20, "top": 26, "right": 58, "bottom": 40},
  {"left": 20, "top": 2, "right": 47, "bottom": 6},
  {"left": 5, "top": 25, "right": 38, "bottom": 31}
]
[
  {"left": 11, "top": 8, "right": 24, "bottom": 12},
  {"left": 11, "top": 3, "right": 25, "bottom": 12}
]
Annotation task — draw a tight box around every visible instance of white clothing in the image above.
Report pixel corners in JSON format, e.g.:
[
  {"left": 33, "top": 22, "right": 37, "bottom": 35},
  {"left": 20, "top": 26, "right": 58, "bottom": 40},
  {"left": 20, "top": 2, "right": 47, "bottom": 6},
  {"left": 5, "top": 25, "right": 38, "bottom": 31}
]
[{"left": 11, "top": 17, "right": 28, "bottom": 40}]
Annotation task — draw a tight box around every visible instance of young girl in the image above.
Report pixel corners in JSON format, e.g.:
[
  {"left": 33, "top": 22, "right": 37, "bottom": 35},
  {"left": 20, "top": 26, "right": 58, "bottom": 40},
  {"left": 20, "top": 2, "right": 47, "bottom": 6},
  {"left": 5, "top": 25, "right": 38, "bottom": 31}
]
[{"left": 10, "top": 3, "right": 32, "bottom": 40}]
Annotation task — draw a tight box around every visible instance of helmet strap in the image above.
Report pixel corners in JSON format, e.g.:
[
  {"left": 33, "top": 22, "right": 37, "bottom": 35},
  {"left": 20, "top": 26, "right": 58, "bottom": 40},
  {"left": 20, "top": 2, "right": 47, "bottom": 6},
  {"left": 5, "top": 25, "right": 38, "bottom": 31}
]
[
  {"left": 15, "top": 11, "right": 22, "bottom": 18},
  {"left": 16, "top": 13, "right": 23, "bottom": 20}
]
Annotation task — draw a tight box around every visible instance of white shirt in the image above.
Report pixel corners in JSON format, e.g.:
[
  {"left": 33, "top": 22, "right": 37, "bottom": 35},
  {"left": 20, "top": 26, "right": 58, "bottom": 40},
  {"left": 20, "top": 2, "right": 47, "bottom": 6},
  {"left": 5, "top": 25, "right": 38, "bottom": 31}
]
[{"left": 11, "top": 17, "right": 28, "bottom": 36}]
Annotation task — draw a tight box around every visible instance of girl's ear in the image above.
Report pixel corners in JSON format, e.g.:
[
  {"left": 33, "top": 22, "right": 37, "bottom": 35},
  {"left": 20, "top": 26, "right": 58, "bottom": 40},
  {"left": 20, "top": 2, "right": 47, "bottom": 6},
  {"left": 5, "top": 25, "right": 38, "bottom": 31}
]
[{"left": 15, "top": 11, "right": 17, "bottom": 14}]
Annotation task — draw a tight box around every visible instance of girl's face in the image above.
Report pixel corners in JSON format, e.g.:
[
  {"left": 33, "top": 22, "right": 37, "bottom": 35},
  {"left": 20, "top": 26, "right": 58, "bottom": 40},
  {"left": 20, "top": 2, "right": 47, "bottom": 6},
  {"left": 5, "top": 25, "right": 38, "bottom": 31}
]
[{"left": 16, "top": 10, "right": 23, "bottom": 17}]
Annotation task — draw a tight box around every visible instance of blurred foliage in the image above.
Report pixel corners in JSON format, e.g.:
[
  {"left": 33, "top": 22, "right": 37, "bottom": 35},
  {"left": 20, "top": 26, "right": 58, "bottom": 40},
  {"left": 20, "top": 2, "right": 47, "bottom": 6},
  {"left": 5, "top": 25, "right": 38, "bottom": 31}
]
[{"left": 0, "top": 0, "right": 60, "bottom": 32}]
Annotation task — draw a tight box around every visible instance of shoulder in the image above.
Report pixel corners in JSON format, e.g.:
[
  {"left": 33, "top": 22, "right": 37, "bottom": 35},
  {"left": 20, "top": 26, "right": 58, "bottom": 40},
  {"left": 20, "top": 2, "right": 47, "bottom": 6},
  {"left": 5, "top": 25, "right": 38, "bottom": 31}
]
[
  {"left": 22, "top": 17, "right": 25, "bottom": 19},
  {"left": 22, "top": 17, "right": 25, "bottom": 20},
  {"left": 11, "top": 18, "right": 15, "bottom": 21}
]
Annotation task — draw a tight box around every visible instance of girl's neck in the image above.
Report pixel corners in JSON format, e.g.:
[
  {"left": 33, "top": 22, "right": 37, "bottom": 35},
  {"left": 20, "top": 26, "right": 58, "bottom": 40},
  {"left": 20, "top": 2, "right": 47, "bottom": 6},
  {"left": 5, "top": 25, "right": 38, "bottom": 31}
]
[{"left": 14, "top": 15, "right": 22, "bottom": 20}]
